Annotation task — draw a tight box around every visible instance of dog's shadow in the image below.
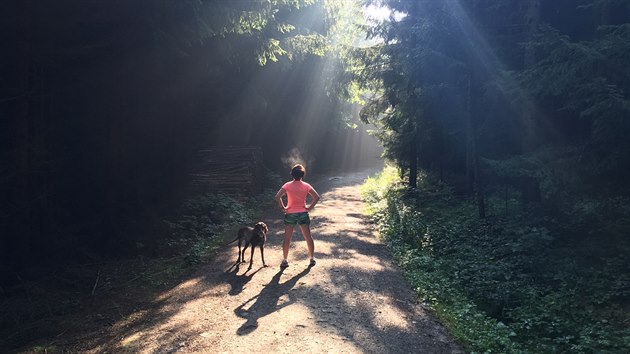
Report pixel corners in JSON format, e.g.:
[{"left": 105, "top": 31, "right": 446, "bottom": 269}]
[
  {"left": 225, "top": 262, "right": 263, "bottom": 296},
  {"left": 234, "top": 266, "right": 311, "bottom": 335}
]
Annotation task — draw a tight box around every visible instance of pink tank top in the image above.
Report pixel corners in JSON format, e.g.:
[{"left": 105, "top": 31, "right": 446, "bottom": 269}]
[{"left": 282, "top": 180, "right": 313, "bottom": 214}]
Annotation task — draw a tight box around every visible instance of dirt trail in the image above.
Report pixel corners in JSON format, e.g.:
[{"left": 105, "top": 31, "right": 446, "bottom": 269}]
[{"left": 76, "top": 169, "right": 463, "bottom": 353}]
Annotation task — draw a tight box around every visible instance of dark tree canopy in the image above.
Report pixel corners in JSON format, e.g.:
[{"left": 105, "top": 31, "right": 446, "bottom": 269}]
[
  {"left": 0, "top": 0, "right": 376, "bottom": 272},
  {"left": 358, "top": 0, "right": 630, "bottom": 207},
  {"left": 355, "top": 1, "right": 630, "bottom": 351}
]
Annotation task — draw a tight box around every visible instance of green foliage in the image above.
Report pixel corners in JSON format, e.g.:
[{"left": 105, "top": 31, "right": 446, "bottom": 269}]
[
  {"left": 28, "top": 345, "right": 58, "bottom": 353},
  {"left": 362, "top": 166, "right": 630, "bottom": 354},
  {"left": 358, "top": 3, "right": 630, "bottom": 351},
  {"left": 515, "top": 23, "right": 630, "bottom": 178},
  {"left": 482, "top": 146, "right": 577, "bottom": 202},
  {"left": 186, "top": 0, "right": 330, "bottom": 65},
  {"left": 0, "top": 0, "right": 365, "bottom": 269},
  {"left": 164, "top": 187, "right": 276, "bottom": 265},
  {"left": 357, "top": 0, "right": 630, "bottom": 199},
  {"left": 355, "top": 1, "right": 489, "bottom": 187},
  {"left": 165, "top": 193, "right": 250, "bottom": 239}
]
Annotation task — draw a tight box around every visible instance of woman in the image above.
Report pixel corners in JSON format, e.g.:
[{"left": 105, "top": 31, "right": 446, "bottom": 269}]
[{"left": 274, "top": 164, "right": 320, "bottom": 268}]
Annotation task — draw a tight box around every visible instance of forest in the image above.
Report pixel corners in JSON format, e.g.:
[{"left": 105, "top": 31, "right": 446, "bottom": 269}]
[
  {"left": 1, "top": 0, "right": 378, "bottom": 270},
  {"left": 2, "top": 0, "right": 630, "bottom": 353}
]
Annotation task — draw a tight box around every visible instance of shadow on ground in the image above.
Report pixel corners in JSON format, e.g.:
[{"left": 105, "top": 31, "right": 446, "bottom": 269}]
[
  {"left": 234, "top": 267, "right": 311, "bottom": 335},
  {"left": 5, "top": 167, "right": 460, "bottom": 353}
]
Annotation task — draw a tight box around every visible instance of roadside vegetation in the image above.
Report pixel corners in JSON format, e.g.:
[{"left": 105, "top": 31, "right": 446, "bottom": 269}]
[
  {"left": 362, "top": 165, "right": 630, "bottom": 353},
  {"left": 1, "top": 172, "right": 279, "bottom": 353},
  {"left": 165, "top": 185, "right": 278, "bottom": 266}
]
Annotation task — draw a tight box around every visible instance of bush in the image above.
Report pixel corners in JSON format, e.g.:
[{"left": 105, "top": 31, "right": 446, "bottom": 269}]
[
  {"left": 362, "top": 165, "right": 630, "bottom": 353},
  {"left": 164, "top": 176, "right": 278, "bottom": 265}
]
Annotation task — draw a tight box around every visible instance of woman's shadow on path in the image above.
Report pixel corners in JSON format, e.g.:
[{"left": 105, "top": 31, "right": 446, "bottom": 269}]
[{"left": 234, "top": 266, "right": 311, "bottom": 335}]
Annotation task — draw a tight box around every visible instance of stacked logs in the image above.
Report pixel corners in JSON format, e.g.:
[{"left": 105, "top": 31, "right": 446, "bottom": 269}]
[{"left": 189, "top": 146, "right": 263, "bottom": 195}]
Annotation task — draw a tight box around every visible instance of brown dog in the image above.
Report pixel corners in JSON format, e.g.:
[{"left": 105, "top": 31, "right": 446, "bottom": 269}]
[{"left": 228, "top": 222, "right": 268, "bottom": 270}]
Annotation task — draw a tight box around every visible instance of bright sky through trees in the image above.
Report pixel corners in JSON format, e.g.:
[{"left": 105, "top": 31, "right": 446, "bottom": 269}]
[
  {"left": 364, "top": 3, "right": 406, "bottom": 23},
  {"left": 364, "top": 4, "right": 389, "bottom": 21}
]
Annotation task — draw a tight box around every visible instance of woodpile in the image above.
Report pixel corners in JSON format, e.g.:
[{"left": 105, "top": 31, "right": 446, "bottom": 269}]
[{"left": 188, "top": 146, "right": 263, "bottom": 195}]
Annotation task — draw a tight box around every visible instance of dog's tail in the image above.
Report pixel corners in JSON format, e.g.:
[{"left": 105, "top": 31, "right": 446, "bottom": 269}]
[{"left": 220, "top": 225, "right": 243, "bottom": 245}]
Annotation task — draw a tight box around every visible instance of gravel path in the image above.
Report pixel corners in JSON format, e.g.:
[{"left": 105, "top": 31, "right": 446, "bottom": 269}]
[{"left": 76, "top": 169, "right": 463, "bottom": 353}]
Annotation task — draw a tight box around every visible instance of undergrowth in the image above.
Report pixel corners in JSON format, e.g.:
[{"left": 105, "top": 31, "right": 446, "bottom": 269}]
[
  {"left": 163, "top": 188, "right": 276, "bottom": 265},
  {"left": 1, "top": 170, "right": 280, "bottom": 353},
  {"left": 361, "top": 165, "right": 630, "bottom": 354}
]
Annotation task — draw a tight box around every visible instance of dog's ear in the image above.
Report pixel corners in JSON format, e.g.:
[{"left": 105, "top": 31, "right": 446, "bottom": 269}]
[{"left": 256, "top": 222, "right": 268, "bottom": 233}]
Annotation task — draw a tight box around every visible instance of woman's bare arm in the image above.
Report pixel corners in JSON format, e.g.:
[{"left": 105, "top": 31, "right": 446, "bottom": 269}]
[
  {"left": 306, "top": 188, "right": 320, "bottom": 211},
  {"left": 275, "top": 188, "right": 287, "bottom": 210}
]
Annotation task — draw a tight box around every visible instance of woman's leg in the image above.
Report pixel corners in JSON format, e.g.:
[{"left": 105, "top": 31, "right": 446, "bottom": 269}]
[
  {"left": 283, "top": 225, "right": 295, "bottom": 261},
  {"left": 298, "top": 224, "right": 315, "bottom": 260}
]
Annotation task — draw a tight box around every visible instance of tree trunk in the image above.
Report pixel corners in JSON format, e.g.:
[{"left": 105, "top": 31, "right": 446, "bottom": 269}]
[
  {"left": 438, "top": 124, "right": 444, "bottom": 182},
  {"left": 409, "top": 129, "right": 418, "bottom": 190},
  {"left": 465, "top": 129, "right": 473, "bottom": 193},
  {"left": 9, "top": 1, "right": 33, "bottom": 267},
  {"left": 472, "top": 142, "right": 486, "bottom": 219},
  {"left": 466, "top": 76, "right": 486, "bottom": 218},
  {"left": 521, "top": 0, "right": 541, "bottom": 152}
]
